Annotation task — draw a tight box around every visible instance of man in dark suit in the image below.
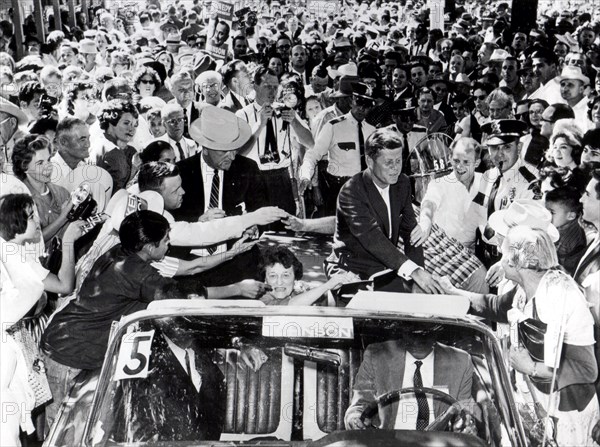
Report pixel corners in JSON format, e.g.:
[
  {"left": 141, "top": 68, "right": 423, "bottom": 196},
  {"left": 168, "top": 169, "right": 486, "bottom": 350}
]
[
  {"left": 168, "top": 71, "right": 202, "bottom": 139},
  {"left": 172, "top": 105, "right": 267, "bottom": 285},
  {"left": 345, "top": 325, "right": 476, "bottom": 431},
  {"left": 332, "top": 128, "right": 443, "bottom": 293},
  {"left": 220, "top": 60, "right": 252, "bottom": 113}
]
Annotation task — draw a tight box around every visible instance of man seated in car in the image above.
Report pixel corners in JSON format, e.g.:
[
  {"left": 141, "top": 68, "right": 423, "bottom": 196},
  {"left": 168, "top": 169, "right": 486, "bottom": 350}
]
[{"left": 344, "top": 324, "right": 477, "bottom": 434}]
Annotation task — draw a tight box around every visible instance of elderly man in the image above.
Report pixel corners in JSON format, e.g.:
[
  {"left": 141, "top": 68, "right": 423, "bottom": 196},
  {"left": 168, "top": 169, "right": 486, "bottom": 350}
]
[
  {"left": 196, "top": 70, "right": 222, "bottom": 107},
  {"left": 558, "top": 66, "right": 590, "bottom": 124},
  {"left": 332, "top": 128, "right": 443, "bottom": 294},
  {"left": 168, "top": 71, "right": 201, "bottom": 138},
  {"left": 173, "top": 105, "right": 269, "bottom": 285},
  {"left": 154, "top": 103, "right": 198, "bottom": 162},
  {"left": 416, "top": 87, "right": 446, "bottom": 134},
  {"left": 0, "top": 95, "right": 28, "bottom": 151}
]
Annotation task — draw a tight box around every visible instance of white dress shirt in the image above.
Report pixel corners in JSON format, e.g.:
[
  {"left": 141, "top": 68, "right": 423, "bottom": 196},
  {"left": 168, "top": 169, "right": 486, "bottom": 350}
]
[
  {"left": 164, "top": 336, "right": 202, "bottom": 392},
  {"left": 394, "top": 350, "right": 435, "bottom": 429}
]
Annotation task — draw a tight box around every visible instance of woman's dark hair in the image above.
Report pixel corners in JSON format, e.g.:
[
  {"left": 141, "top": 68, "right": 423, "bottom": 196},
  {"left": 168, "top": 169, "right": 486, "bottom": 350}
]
[
  {"left": 65, "top": 80, "right": 95, "bottom": 116},
  {"left": 11, "top": 134, "right": 52, "bottom": 180},
  {"left": 583, "top": 129, "right": 600, "bottom": 150},
  {"left": 588, "top": 96, "right": 600, "bottom": 122},
  {"left": 0, "top": 194, "right": 34, "bottom": 240},
  {"left": 133, "top": 66, "right": 161, "bottom": 95},
  {"left": 140, "top": 141, "right": 173, "bottom": 163},
  {"left": 119, "top": 210, "right": 170, "bottom": 253},
  {"left": 259, "top": 246, "right": 303, "bottom": 281},
  {"left": 29, "top": 117, "right": 58, "bottom": 136},
  {"left": 155, "top": 51, "right": 175, "bottom": 77},
  {"left": 279, "top": 77, "right": 306, "bottom": 120},
  {"left": 98, "top": 99, "right": 139, "bottom": 131}
]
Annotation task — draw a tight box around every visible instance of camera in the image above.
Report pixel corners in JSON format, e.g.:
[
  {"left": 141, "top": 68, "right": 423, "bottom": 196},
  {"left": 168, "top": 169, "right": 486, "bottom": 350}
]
[
  {"left": 67, "top": 183, "right": 97, "bottom": 221},
  {"left": 38, "top": 94, "right": 58, "bottom": 119}
]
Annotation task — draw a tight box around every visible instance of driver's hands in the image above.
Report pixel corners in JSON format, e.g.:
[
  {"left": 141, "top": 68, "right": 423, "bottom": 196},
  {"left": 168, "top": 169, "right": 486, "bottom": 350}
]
[
  {"left": 451, "top": 410, "right": 477, "bottom": 436},
  {"left": 239, "top": 346, "right": 268, "bottom": 371},
  {"left": 346, "top": 414, "right": 369, "bottom": 430}
]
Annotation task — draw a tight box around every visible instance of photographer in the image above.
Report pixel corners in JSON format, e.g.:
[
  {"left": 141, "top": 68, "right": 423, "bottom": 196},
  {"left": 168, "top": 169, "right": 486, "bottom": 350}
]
[{"left": 236, "top": 67, "right": 313, "bottom": 220}]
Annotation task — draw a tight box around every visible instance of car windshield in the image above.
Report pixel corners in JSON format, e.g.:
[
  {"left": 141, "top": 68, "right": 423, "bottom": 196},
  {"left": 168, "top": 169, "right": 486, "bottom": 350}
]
[{"left": 72, "top": 311, "right": 521, "bottom": 446}]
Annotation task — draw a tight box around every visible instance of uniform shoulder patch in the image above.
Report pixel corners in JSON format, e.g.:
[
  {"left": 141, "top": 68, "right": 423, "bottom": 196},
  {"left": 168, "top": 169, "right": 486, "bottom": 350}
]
[{"left": 328, "top": 115, "right": 347, "bottom": 125}]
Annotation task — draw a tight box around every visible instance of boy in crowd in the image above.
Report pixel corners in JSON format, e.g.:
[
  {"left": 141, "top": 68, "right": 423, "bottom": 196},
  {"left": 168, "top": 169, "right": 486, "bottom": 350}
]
[
  {"left": 545, "top": 186, "right": 587, "bottom": 274},
  {"left": 418, "top": 138, "right": 482, "bottom": 252}
]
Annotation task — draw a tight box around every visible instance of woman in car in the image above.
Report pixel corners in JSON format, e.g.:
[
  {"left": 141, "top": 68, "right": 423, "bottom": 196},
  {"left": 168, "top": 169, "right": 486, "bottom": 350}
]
[
  {"left": 258, "top": 246, "right": 352, "bottom": 306},
  {"left": 442, "top": 226, "right": 598, "bottom": 446}
]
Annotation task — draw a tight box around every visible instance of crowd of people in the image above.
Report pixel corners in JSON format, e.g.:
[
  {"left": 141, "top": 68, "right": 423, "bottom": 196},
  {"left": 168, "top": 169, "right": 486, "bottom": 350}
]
[{"left": 1, "top": 0, "right": 600, "bottom": 444}]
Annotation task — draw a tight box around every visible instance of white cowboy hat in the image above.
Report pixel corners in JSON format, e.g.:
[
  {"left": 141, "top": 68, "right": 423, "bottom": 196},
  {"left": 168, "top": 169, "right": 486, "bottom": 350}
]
[
  {"left": 489, "top": 199, "right": 560, "bottom": 242},
  {"left": 189, "top": 105, "right": 252, "bottom": 151},
  {"left": 327, "top": 62, "right": 358, "bottom": 80},
  {"left": 558, "top": 65, "right": 590, "bottom": 85}
]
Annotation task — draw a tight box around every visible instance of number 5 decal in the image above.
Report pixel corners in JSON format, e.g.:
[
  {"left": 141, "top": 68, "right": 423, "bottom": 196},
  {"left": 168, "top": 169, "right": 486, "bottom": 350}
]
[{"left": 114, "top": 330, "right": 155, "bottom": 381}]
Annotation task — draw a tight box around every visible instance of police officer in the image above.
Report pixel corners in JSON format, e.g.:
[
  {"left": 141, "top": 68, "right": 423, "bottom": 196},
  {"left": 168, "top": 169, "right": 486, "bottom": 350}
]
[
  {"left": 299, "top": 82, "right": 376, "bottom": 215},
  {"left": 474, "top": 119, "right": 540, "bottom": 267}
]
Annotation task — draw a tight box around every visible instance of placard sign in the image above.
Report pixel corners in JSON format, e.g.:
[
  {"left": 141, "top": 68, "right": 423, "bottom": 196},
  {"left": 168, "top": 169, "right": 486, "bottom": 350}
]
[
  {"left": 114, "top": 330, "right": 155, "bottom": 380},
  {"left": 206, "top": 0, "right": 235, "bottom": 60}
]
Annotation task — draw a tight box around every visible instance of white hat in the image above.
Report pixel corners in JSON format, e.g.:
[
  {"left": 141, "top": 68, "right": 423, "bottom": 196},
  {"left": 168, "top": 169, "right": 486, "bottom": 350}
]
[
  {"left": 327, "top": 62, "right": 358, "bottom": 79},
  {"left": 486, "top": 48, "right": 510, "bottom": 64},
  {"left": 558, "top": 65, "right": 590, "bottom": 85},
  {"left": 189, "top": 105, "right": 252, "bottom": 151},
  {"left": 489, "top": 199, "right": 560, "bottom": 242}
]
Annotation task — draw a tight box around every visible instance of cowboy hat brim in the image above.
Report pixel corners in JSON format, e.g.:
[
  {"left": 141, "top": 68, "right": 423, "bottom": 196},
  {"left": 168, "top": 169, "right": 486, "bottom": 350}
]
[
  {"left": 488, "top": 208, "right": 560, "bottom": 242},
  {"left": 189, "top": 108, "right": 252, "bottom": 151},
  {"left": 0, "top": 96, "right": 28, "bottom": 126}
]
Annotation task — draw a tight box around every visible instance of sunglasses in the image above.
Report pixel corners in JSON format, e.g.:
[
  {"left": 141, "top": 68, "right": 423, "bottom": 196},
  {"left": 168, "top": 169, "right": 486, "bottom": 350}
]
[
  {"left": 139, "top": 79, "right": 154, "bottom": 85},
  {"left": 474, "top": 94, "right": 487, "bottom": 100}
]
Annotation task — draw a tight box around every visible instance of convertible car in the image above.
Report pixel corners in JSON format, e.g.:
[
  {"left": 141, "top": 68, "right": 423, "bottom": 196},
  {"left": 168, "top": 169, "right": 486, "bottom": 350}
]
[{"left": 44, "top": 294, "right": 527, "bottom": 446}]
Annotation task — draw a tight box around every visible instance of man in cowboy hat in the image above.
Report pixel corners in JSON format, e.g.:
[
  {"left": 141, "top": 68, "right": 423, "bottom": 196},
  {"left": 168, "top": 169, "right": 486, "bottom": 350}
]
[
  {"left": 558, "top": 66, "right": 590, "bottom": 123},
  {"left": 299, "top": 82, "right": 376, "bottom": 215},
  {"left": 0, "top": 95, "right": 28, "bottom": 150},
  {"left": 474, "top": 119, "right": 540, "bottom": 267},
  {"left": 172, "top": 105, "right": 270, "bottom": 286}
]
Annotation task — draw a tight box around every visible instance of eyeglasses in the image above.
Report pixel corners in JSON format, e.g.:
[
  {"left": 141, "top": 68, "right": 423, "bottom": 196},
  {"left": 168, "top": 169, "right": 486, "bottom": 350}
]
[
  {"left": 256, "top": 43, "right": 266, "bottom": 49},
  {"left": 474, "top": 94, "right": 487, "bottom": 101},
  {"left": 277, "top": 44, "right": 291, "bottom": 50},
  {"left": 166, "top": 117, "right": 185, "bottom": 125},
  {"left": 201, "top": 82, "right": 220, "bottom": 90},
  {"left": 139, "top": 79, "right": 154, "bottom": 85}
]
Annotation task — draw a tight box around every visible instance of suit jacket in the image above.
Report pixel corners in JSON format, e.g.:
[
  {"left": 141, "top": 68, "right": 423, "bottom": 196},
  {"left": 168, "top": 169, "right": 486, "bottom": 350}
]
[
  {"left": 345, "top": 341, "right": 474, "bottom": 429},
  {"left": 172, "top": 152, "right": 267, "bottom": 223},
  {"left": 112, "top": 332, "right": 226, "bottom": 443},
  {"left": 220, "top": 91, "right": 248, "bottom": 113},
  {"left": 333, "top": 170, "right": 424, "bottom": 278}
]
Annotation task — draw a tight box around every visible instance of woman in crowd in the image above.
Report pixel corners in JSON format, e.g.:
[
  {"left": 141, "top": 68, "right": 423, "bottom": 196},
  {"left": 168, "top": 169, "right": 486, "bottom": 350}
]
[
  {"left": 11, "top": 134, "right": 72, "bottom": 244},
  {"left": 95, "top": 100, "right": 139, "bottom": 191},
  {"left": 305, "top": 95, "right": 322, "bottom": 122},
  {"left": 1, "top": 193, "right": 84, "bottom": 446},
  {"left": 549, "top": 119, "right": 588, "bottom": 193},
  {"left": 589, "top": 95, "right": 600, "bottom": 130},
  {"left": 268, "top": 55, "right": 285, "bottom": 78},
  {"left": 258, "top": 246, "right": 351, "bottom": 306},
  {"left": 442, "top": 226, "right": 598, "bottom": 446},
  {"left": 581, "top": 129, "right": 600, "bottom": 169},
  {"left": 133, "top": 66, "right": 161, "bottom": 99},
  {"left": 59, "top": 80, "right": 98, "bottom": 124},
  {"left": 156, "top": 50, "right": 175, "bottom": 86}
]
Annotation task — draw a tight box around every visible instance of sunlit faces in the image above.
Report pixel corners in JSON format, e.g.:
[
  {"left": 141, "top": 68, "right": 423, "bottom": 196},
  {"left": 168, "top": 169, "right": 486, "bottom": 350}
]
[
  {"left": 200, "top": 74, "right": 222, "bottom": 105},
  {"left": 590, "top": 101, "right": 600, "bottom": 123},
  {"left": 410, "top": 66, "right": 427, "bottom": 88},
  {"left": 532, "top": 58, "right": 555, "bottom": 84},
  {"left": 565, "top": 53, "right": 586, "bottom": 69},
  {"left": 158, "top": 53, "right": 174, "bottom": 74},
  {"left": 19, "top": 205, "right": 41, "bottom": 243},
  {"left": 160, "top": 174, "right": 184, "bottom": 210},
  {"left": 551, "top": 137, "right": 576, "bottom": 168},
  {"left": 264, "top": 263, "right": 296, "bottom": 300},
  {"left": 488, "top": 100, "right": 510, "bottom": 120},
  {"left": 25, "top": 148, "right": 54, "bottom": 183},
  {"left": 500, "top": 238, "right": 520, "bottom": 282},
  {"left": 255, "top": 73, "right": 279, "bottom": 105},
  {"left": 501, "top": 59, "right": 518, "bottom": 84},
  {"left": 449, "top": 55, "right": 464, "bottom": 75},
  {"left": 109, "top": 113, "right": 138, "bottom": 144},
  {"left": 158, "top": 148, "right": 175, "bottom": 164},
  {"left": 451, "top": 145, "right": 480, "bottom": 185},
  {"left": 58, "top": 123, "right": 91, "bottom": 161},
  {"left": 148, "top": 115, "right": 166, "bottom": 138},
  {"left": 163, "top": 109, "right": 185, "bottom": 141},
  {"left": 203, "top": 148, "right": 236, "bottom": 171},
  {"left": 138, "top": 76, "right": 156, "bottom": 97},
  {"left": 487, "top": 140, "right": 520, "bottom": 172},
  {"left": 268, "top": 58, "right": 283, "bottom": 77},
  {"left": 73, "top": 88, "right": 98, "bottom": 119},
  {"left": 417, "top": 91, "right": 434, "bottom": 114},
  {"left": 580, "top": 177, "right": 600, "bottom": 224},
  {"left": 367, "top": 147, "right": 403, "bottom": 188},
  {"left": 291, "top": 45, "right": 307, "bottom": 68}
]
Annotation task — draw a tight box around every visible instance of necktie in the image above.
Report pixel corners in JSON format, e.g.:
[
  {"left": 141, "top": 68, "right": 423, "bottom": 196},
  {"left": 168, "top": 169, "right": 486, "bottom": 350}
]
[
  {"left": 487, "top": 172, "right": 503, "bottom": 216},
  {"left": 414, "top": 360, "right": 429, "bottom": 430},
  {"left": 207, "top": 172, "right": 220, "bottom": 254},
  {"left": 358, "top": 121, "right": 366, "bottom": 171},
  {"left": 264, "top": 118, "right": 280, "bottom": 164},
  {"left": 402, "top": 132, "right": 411, "bottom": 175},
  {"left": 176, "top": 141, "right": 186, "bottom": 161},
  {"left": 185, "top": 349, "right": 192, "bottom": 375}
]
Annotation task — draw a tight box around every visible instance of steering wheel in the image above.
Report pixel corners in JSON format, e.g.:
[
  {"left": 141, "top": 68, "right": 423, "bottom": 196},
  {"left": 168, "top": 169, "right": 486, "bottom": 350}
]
[{"left": 359, "top": 386, "right": 461, "bottom": 431}]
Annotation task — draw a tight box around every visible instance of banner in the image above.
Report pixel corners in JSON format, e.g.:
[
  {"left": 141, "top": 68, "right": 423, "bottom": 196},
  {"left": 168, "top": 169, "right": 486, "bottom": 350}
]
[
  {"left": 205, "top": 0, "right": 235, "bottom": 61},
  {"left": 429, "top": 0, "right": 445, "bottom": 32},
  {"left": 306, "top": 0, "right": 337, "bottom": 19}
]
